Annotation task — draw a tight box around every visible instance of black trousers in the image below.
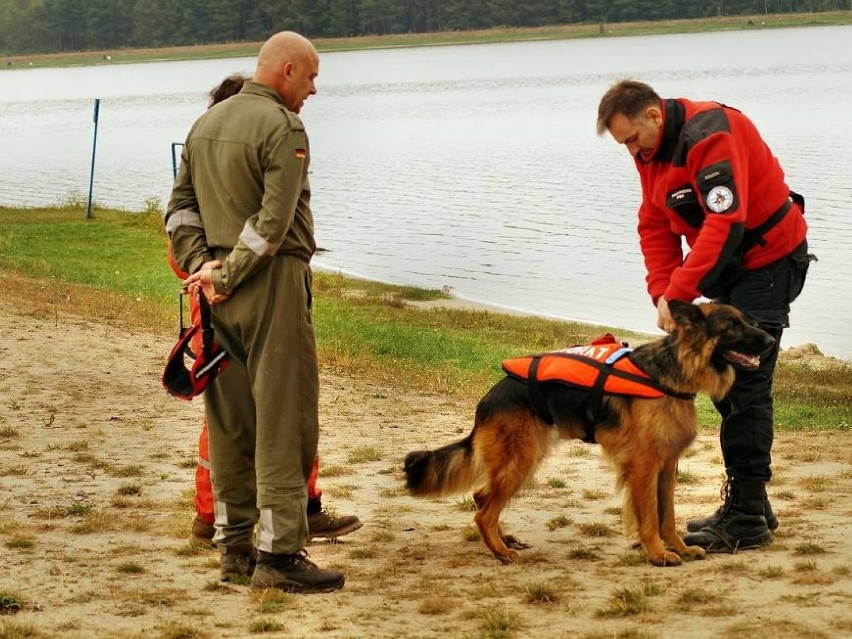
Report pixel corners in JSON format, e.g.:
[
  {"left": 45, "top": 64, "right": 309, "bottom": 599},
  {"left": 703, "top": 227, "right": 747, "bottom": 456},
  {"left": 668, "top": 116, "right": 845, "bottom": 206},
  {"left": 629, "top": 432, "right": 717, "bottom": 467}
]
[{"left": 713, "top": 241, "right": 814, "bottom": 481}]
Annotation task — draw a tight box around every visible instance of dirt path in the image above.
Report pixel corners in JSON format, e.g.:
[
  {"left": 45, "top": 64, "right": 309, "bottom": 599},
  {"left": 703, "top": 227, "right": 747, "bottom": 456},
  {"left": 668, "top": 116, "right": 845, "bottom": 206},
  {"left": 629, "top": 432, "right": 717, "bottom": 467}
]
[{"left": 1, "top": 299, "right": 850, "bottom": 638}]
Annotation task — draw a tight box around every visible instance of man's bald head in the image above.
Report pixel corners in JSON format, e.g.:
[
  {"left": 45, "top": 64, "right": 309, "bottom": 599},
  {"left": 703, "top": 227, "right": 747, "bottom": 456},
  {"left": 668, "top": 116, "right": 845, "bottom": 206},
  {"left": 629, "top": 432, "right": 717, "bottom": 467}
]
[{"left": 254, "top": 31, "right": 319, "bottom": 114}]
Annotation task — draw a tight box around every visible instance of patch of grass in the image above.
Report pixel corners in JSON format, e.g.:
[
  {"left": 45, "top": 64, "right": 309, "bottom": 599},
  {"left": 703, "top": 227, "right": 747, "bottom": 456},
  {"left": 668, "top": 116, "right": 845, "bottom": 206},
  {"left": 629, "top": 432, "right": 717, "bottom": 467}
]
[
  {"left": 577, "top": 522, "right": 615, "bottom": 537},
  {"left": 676, "top": 469, "right": 700, "bottom": 484},
  {"left": 568, "top": 546, "right": 601, "bottom": 561},
  {"left": 758, "top": 565, "right": 785, "bottom": 579},
  {"left": 794, "top": 541, "right": 826, "bottom": 556},
  {"left": 798, "top": 475, "right": 831, "bottom": 492},
  {"left": 546, "top": 477, "right": 567, "bottom": 488},
  {"left": 110, "top": 464, "right": 145, "bottom": 477},
  {"left": 545, "top": 515, "right": 572, "bottom": 531},
  {"left": 418, "top": 596, "right": 455, "bottom": 615},
  {"left": 0, "top": 465, "right": 26, "bottom": 477},
  {"left": 318, "top": 463, "right": 351, "bottom": 477},
  {"left": 675, "top": 587, "right": 721, "bottom": 611},
  {"left": 346, "top": 445, "right": 382, "bottom": 464},
  {"left": 581, "top": 489, "right": 608, "bottom": 500},
  {"left": 477, "top": 606, "right": 523, "bottom": 638},
  {"left": 116, "top": 483, "right": 142, "bottom": 496},
  {"left": 462, "top": 526, "right": 481, "bottom": 543},
  {"left": 524, "top": 582, "right": 560, "bottom": 604},
  {"left": 596, "top": 586, "right": 652, "bottom": 618},
  {"left": 455, "top": 496, "right": 477, "bottom": 512},
  {"left": 0, "top": 592, "right": 24, "bottom": 614},
  {"left": 0, "top": 620, "right": 43, "bottom": 638},
  {"left": 248, "top": 618, "right": 285, "bottom": 633},
  {"left": 116, "top": 562, "right": 145, "bottom": 575},
  {"left": 0, "top": 426, "right": 19, "bottom": 439},
  {"left": 254, "top": 589, "right": 293, "bottom": 614},
  {"left": 4, "top": 537, "right": 34, "bottom": 551},
  {"left": 63, "top": 502, "right": 94, "bottom": 517},
  {"left": 158, "top": 622, "right": 207, "bottom": 639}
]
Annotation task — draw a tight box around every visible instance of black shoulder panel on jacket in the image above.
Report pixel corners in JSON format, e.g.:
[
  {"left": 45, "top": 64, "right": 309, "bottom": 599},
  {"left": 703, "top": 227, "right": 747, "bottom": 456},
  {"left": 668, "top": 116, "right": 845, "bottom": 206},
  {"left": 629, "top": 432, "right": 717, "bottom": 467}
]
[{"left": 672, "top": 107, "right": 730, "bottom": 167}]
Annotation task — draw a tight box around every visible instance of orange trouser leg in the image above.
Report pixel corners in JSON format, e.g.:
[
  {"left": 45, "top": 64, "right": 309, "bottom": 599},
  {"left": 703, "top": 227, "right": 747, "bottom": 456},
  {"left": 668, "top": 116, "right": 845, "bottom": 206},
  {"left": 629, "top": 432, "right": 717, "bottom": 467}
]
[
  {"left": 307, "top": 456, "right": 321, "bottom": 501},
  {"left": 194, "top": 418, "right": 215, "bottom": 525}
]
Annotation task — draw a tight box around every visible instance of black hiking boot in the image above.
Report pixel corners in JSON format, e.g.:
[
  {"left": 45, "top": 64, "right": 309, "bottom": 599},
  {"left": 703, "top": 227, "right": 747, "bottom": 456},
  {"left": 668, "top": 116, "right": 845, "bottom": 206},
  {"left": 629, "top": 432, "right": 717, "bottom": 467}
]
[
  {"left": 687, "top": 479, "right": 779, "bottom": 532},
  {"left": 683, "top": 478, "right": 773, "bottom": 553},
  {"left": 251, "top": 550, "right": 345, "bottom": 593},
  {"left": 219, "top": 542, "right": 257, "bottom": 581}
]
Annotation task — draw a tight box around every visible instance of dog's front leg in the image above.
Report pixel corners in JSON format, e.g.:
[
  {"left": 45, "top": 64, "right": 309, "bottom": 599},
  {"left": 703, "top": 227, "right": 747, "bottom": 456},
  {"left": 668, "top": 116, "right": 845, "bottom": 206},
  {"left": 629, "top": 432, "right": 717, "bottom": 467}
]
[
  {"left": 658, "top": 458, "right": 705, "bottom": 561},
  {"left": 626, "top": 462, "right": 683, "bottom": 567}
]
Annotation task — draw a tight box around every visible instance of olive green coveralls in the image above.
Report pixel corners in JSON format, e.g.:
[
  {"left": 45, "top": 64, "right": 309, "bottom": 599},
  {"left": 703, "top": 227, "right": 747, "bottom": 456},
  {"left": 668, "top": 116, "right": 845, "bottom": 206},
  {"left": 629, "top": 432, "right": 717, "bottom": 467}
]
[{"left": 165, "top": 81, "right": 318, "bottom": 554}]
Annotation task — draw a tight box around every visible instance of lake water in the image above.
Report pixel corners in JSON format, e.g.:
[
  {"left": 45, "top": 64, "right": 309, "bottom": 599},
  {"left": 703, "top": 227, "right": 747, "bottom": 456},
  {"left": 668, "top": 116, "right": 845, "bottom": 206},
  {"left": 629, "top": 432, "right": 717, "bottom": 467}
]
[{"left": 1, "top": 26, "right": 850, "bottom": 359}]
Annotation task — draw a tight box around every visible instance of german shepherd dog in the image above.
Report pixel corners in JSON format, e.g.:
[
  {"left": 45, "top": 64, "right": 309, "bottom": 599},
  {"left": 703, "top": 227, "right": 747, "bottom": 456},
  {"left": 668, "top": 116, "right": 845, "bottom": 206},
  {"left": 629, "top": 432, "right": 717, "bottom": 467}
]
[{"left": 404, "top": 301, "right": 774, "bottom": 567}]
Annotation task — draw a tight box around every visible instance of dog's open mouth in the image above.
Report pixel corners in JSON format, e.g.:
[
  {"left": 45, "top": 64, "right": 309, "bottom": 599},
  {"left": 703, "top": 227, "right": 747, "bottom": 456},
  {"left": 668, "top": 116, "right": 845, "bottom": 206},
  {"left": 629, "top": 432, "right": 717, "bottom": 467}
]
[{"left": 724, "top": 350, "right": 761, "bottom": 371}]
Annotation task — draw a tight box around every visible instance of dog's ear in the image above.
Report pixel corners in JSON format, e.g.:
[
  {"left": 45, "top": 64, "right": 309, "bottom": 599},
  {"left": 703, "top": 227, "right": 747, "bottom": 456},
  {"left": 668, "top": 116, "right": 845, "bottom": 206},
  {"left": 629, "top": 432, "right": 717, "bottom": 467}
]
[{"left": 668, "top": 299, "right": 703, "bottom": 326}]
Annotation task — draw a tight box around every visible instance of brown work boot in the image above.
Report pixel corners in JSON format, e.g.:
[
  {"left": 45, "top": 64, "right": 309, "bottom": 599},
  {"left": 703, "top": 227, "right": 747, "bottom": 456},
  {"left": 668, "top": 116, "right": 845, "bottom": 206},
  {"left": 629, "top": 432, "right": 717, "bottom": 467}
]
[
  {"left": 219, "top": 542, "right": 256, "bottom": 582},
  {"left": 190, "top": 516, "right": 215, "bottom": 547},
  {"left": 251, "top": 550, "right": 345, "bottom": 593},
  {"left": 308, "top": 508, "right": 363, "bottom": 541}
]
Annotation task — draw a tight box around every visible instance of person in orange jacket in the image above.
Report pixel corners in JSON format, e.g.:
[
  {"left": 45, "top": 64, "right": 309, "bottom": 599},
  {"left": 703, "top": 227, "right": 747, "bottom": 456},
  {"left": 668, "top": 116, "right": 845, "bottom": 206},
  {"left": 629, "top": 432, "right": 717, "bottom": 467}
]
[{"left": 169, "top": 72, "right": 361, "bottom": 546}]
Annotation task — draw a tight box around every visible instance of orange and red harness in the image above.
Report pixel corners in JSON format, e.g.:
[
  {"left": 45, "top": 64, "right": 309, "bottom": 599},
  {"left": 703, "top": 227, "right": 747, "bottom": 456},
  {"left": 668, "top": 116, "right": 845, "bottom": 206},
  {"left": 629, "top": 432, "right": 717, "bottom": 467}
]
[{"left": 502, "top": 335, "right": 694, "bottom": 443}]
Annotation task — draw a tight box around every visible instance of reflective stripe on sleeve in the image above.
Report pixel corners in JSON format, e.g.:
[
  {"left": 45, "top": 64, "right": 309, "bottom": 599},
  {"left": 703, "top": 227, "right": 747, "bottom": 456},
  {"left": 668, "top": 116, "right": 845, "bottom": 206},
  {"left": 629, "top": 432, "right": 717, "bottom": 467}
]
[
  {"left": 239, "top": 220, "right": 279, "bottom": 256},
  {"left": 165, "top": 208, "right": 203, "bottom": 234}
]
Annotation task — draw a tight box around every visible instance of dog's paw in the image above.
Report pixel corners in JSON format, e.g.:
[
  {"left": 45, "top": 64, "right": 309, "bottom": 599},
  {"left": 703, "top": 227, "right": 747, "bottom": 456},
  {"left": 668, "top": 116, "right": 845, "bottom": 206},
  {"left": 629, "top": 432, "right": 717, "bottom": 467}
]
[
  {"left": 680, "top": 545, "right": 706, "bottom": 561},
  {"left": 649, "top": 550, "right": 683, "bottom": 567},
  {"left": 495, "top": 549, "right": 520, "bottom": 564},
  {"left": 502, "top": 534, "right": 530, "bottom": 550}
]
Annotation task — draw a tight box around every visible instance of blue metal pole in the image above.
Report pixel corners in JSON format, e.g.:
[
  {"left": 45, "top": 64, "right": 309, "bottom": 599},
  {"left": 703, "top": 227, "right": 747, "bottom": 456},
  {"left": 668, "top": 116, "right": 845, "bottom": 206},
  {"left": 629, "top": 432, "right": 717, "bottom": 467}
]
[{"left": 86, "top": 98, "right": 100, "bottom": 219}]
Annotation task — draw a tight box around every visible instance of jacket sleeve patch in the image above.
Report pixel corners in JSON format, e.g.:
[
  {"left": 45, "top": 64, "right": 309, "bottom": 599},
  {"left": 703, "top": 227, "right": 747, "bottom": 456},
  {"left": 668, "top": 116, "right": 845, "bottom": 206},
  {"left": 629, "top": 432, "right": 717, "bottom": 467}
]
[
  {"left": 666, "top": 184, "right": 704, "bottom": 229},
  {"left": 697, "top": 161, "right": 739, "bottom": 214}
]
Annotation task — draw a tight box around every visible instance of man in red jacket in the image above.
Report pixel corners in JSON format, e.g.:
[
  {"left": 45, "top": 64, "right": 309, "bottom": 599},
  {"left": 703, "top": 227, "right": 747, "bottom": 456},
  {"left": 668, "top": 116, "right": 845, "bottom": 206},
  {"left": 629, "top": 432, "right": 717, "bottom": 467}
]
[{"left": 596, "top": 80, "right": 815, "bottom": 553}]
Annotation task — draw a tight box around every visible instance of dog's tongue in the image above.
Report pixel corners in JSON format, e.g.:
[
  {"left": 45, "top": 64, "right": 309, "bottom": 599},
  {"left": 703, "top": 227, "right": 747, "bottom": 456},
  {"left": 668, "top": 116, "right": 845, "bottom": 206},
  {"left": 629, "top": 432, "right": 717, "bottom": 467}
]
[{"left": 725, "top": 350, "right": 760, "bottom": 370}]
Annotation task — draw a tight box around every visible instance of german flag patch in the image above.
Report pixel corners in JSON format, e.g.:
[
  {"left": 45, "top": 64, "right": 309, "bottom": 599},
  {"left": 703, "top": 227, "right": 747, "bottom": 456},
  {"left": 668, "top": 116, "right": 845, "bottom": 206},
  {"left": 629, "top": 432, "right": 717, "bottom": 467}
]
[{"left": 295, "top": 148, "right": 306, "bottom": 159}]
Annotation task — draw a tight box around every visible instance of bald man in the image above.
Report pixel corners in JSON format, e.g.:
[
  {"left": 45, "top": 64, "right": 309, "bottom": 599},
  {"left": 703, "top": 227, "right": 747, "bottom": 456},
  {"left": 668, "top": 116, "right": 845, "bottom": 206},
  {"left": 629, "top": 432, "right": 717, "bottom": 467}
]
[{"left": 166, "top": 31, "right": 345, "bottom": 593}]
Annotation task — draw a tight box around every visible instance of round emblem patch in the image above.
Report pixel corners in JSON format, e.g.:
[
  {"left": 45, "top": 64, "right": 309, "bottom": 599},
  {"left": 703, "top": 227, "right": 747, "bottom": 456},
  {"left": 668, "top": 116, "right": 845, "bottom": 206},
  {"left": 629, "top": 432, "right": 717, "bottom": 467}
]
[{"left": 706, "top": 185, "right": 734, "bottom": 213}]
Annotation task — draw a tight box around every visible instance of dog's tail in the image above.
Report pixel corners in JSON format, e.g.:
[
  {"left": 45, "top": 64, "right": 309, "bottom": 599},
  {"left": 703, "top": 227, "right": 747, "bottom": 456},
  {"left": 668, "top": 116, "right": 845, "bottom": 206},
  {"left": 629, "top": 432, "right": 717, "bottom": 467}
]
[{"left": 404, "top": 434, "right": 480, "bottom": 497}]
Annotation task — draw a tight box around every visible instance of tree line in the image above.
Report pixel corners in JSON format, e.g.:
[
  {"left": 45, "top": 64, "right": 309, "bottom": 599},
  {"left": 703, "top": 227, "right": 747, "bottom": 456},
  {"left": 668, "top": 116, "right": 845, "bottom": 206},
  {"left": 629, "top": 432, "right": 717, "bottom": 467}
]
[{"left": 1, "top": 0, "right": 850, "bottom": 55}]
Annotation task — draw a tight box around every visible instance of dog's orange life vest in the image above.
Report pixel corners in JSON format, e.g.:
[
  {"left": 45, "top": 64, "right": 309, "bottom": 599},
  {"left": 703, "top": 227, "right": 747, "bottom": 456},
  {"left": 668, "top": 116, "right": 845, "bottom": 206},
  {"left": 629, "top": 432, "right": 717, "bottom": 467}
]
[{"left": 502, "top": 336, "right": 694, "bottom": 442}]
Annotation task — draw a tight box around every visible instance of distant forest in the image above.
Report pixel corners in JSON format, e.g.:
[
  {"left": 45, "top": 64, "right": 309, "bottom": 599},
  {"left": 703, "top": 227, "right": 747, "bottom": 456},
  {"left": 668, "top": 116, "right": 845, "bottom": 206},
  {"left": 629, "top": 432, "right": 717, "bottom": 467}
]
[{"left": 1, "top": 0, "right": 850, "bottom": 54}]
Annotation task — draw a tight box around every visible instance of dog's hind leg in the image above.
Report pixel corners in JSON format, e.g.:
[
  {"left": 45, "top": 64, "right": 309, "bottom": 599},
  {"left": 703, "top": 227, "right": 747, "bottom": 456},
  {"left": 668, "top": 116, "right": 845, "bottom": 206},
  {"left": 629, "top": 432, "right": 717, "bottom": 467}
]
[
  {"left": 658, "top": 457, "right": 705, "bottom": 561},
  {"left": 473, "top": 485, "right": 524, "bottom": 564},
  {"left": 474, "top": 491, "right": 530, "bottom": 552}
]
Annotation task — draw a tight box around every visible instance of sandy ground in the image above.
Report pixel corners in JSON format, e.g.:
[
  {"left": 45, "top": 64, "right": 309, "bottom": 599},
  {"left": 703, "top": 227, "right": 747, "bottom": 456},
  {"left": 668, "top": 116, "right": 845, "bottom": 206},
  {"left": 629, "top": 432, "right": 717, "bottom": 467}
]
[{"left": 1, "top": 298, "right": 851, "bottom": 639}]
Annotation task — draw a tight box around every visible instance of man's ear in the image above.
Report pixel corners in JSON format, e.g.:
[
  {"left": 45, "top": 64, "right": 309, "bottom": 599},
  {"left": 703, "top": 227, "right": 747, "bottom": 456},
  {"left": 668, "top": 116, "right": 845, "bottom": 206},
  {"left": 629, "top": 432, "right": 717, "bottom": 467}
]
[{"left": 645, "top": 104, "right": 663, "bottom": 126}]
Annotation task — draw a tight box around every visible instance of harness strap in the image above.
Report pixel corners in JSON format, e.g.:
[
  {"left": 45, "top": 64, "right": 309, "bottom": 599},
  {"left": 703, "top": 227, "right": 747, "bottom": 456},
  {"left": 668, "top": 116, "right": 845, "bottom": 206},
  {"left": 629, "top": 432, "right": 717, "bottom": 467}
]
[
  {"left": 527, "top": 356, "right": 555, "bottom": 425},
  {"left": 523, "top": 351, "right": 696, "bottom": 444}
]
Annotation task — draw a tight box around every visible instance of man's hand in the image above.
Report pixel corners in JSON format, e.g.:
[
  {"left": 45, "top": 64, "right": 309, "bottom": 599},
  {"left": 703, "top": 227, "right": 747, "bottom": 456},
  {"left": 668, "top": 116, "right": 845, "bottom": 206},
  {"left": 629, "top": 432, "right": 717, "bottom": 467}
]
[
  {"left": 183, "top": 260, "right": 231, "bottom": 305},
  {"left": 656, "top": 297, "right": 675, "bottom": 333}
]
